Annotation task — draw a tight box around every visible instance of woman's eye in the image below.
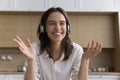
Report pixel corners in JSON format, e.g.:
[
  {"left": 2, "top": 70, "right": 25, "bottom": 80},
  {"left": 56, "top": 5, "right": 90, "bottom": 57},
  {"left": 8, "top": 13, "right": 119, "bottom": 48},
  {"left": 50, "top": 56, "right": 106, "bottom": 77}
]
[
  {"left": 60, "top": 23, "right": 65, "bottom": 26},
  {"left": 49, "top": 23, "right": 54, "bottom": 25}
]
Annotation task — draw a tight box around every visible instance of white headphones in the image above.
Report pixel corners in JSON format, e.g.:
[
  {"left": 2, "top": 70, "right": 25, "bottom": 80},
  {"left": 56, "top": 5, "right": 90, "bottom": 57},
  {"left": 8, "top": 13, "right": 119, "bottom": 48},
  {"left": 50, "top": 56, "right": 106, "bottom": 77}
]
[{"left": 40, "top": 24, "right": 70, "bottom": 33}]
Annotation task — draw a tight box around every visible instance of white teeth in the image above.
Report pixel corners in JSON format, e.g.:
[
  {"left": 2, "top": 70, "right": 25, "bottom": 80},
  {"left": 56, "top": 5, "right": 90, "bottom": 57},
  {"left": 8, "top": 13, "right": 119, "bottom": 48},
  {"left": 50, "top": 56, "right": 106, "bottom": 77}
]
[{"left": 53, "top": 32, "right": 61, "bottom": 35}]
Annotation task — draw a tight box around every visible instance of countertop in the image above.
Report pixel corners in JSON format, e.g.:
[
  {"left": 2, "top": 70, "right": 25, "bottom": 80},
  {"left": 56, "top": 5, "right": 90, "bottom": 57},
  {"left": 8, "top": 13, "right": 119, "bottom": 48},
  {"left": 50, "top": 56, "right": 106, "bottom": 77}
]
[
  {"left": 0, "top": 71, "right": 120, "bottom": 75},
  {"left": 0, "top": 71, "right": 25, "bottom": 75},
  {"left": 89, "top": 72, "right": 120, "bottom": 75}
]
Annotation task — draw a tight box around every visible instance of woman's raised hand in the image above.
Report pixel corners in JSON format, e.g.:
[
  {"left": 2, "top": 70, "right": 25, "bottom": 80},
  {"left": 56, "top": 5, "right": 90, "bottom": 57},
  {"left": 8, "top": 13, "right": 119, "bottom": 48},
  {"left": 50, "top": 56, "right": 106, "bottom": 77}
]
[
  {"left": 82, "top": 40, "right": 102, "bottom": 60},
  {"left": 13, "top": 36, "right": 36, "bottom": 61}
]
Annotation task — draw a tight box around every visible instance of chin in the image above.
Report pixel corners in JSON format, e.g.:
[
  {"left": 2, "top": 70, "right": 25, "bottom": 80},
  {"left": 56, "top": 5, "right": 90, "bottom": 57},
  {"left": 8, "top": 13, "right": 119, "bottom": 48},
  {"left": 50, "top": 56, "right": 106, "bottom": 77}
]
[{"left": 52, "top": 38, "right": 63, "bottom": 43}]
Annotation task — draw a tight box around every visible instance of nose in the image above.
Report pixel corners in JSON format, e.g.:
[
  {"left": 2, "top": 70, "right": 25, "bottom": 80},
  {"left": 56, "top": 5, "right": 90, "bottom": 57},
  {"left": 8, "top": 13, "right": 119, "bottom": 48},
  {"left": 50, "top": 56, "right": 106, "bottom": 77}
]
[{"left": 55, "top": 23, "right": 61, "bottom": 31}]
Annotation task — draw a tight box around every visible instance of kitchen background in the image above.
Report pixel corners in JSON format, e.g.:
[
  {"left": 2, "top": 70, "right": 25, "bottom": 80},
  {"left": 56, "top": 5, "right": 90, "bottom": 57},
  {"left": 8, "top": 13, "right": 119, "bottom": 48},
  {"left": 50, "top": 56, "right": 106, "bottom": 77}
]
[{"left": 0, "top": 0, "right": 120, "bottom": 80}]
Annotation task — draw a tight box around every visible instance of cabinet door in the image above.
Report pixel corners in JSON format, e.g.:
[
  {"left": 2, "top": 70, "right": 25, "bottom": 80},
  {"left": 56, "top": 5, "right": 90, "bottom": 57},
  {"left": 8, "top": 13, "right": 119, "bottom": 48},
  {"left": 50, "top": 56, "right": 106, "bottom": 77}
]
[
  {"left": 47, "top": 0, "right": 77, "bottom": 11},
  {"left": 0, "top": 75, "right": 6, "bottom": 80},
  {"left": 15, "top": 15, "right": 32, "bottom": 43},
  {"left": 13, "top": 0, "right": 45, "bottom": 11},
  {"left": 69, "top": 13, "right": 78, "bottom": 43},
  {"left": 0, "top": 14, "right": 33, "bottom": 47},
  {"left": 117, "top": 0, "right": 120, "bottom": 11},
  {"left": 0, "top": 0, "right": 11, "bottom": 11},
  {"left": 75, "top": 14, "right": 115, "bottom": 48},
  {"left": 79, "top": 0, "right": 115, "bottom": 11},
  {"left": 89, "top": 75, "right": 120, "bottom": 80},
  {"left": 31, "top": 15, "right": 41, "bottom": 42},
  {"left": 0, "top": 15, "right": 16, "bottom": 47},
  {"left": 8, "top": 75, "right": 24, "bottom": 80}
]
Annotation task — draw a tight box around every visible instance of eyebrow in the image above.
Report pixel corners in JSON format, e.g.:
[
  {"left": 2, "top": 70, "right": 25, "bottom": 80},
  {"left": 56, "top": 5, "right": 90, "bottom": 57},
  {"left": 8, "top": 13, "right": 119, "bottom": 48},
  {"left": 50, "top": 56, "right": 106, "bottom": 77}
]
[{"left": 47, "top": 20, "right": 66, "bottom": 23}]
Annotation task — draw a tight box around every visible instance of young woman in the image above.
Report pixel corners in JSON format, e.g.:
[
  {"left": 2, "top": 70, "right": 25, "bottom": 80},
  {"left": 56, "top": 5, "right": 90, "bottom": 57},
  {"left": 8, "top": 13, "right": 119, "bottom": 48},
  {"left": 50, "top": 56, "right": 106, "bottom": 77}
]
[{"left": 13, "top": 7, "right": 102, "bottom": 80}]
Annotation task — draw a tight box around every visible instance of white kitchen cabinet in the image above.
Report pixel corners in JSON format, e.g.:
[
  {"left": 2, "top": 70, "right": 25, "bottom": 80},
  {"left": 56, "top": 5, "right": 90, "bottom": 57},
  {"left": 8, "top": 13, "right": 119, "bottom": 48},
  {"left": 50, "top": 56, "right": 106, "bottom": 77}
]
[
  {"left": 79, "top": 0, "right": 116, "bottom": 11},
  {"left": 12, "top": 0, "right": 45, "bottom": 11},
  {"left": 8, "top": 74, "right": 24, "bottom": 80},
  {"left": 88, "top": 75, "right": 120, "bottom": 80},
  {"left": 116, "top": 0, "right": 120, "bottom": 11},
  {"left": 0, "top": 0, "right": 46, "bottom": 11},
  {"left": 46, "top": 0, "right": 78, "bottom": 11},
  {"left": 0, "top": 75, "right": 7, "bottom": 80},
  {"left": 0, "top": 74, "right": 24, "bottom": 80},
  {"left": 0, "top": 0, "right": 118, "bottom": 12},
  {"left": 0, "top": 0, "right": 13, "bottom": 11}
]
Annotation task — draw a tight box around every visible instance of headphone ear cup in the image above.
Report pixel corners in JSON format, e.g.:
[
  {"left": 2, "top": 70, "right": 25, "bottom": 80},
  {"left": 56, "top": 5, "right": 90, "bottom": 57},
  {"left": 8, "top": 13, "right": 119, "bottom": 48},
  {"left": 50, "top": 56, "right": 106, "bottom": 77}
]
[
  {"left": 40, "top": 25, "right": 44, "bottom": 33},
  {"left": 67, "top": 24, "right": 70, "bottom": 32}
]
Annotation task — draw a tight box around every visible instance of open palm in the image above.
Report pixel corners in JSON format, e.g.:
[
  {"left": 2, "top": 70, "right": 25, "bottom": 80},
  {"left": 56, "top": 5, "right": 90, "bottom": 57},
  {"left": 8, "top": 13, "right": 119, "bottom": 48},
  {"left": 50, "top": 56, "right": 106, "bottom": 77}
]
[
  {"left": 13, "top": 36, "right": 36, "bottom": 61},
  {"left": 83, "top": 40, "right": 102, "bottom": 59}
]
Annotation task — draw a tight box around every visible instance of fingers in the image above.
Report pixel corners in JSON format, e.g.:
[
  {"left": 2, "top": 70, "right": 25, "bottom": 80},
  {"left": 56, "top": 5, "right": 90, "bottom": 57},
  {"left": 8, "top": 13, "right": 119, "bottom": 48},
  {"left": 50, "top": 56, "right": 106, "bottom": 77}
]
[
  {"left": 13, "top": 36, "right": 24, "bottom": 44},
  {"left": 87, "top": 40, "right": 95, "bottom": 50},
  {"left": 18, "top": 46, "right": 25, "bottom": 54},
  {"left": 86, "top": 40, "right": 102, "bottom": 56},
  {"left": 13, "top": 36, "right": 31, "bottom": 47},
  {"left": 86, "top": 42, "right": 91, "bottom": 54},
  {"left": 87, "top": 40, "right": 95, "bottom": 53},
  {"left": 94, "top": 41, "right": 102, "bottom": 56},
  {"left": 26, "top": 38, "right": 33, "bottom": 48},
  {"left": 13, "top": 36, "right": 24, "bottom": 48},
  {"left": 91, "top": 40, "right": 95, "bottom": 49},
  {"left": 97, "top": 42, "right": 102, "bottom": 53}
]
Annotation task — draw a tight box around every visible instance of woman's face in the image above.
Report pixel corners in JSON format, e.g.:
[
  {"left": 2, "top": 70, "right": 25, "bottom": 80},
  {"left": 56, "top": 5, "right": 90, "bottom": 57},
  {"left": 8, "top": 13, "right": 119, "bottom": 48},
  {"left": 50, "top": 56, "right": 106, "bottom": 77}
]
[{"left": 46, "top": 11, "right": 67, "bottom": 43}]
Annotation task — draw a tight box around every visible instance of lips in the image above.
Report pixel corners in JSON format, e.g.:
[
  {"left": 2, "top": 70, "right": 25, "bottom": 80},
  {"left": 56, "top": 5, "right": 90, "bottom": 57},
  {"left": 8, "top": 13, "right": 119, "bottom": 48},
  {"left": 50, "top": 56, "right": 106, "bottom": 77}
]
[{"left": 52, "top": 32, "right": 62, "bottom": 36}]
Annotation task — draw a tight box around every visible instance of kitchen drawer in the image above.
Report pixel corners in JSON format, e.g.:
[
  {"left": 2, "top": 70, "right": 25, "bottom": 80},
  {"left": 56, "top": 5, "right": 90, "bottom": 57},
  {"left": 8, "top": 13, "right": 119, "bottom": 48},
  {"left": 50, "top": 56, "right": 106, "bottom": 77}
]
[
  {"left": 88, "top": 75, "right": 120, "bottom": 80},
  {"left": 0, "top": 74, "right": 24, "bottom": 80}
]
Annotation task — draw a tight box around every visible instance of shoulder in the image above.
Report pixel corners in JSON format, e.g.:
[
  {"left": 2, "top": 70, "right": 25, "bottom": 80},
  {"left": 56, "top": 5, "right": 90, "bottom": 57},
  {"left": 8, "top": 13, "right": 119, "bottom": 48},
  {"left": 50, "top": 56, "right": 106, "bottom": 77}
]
[
  {"left": 32, "top": 41, "right": 40, "bottom": 47},
  {"left": 72, "top": 42, "right": 83, "bottom": 51},
  {"left": 72, "top": 42, "right": 84, "bottom": 56},
  {"left": 32, "top": 41, "right": 40, "bottom": 54},
  {"left": 32, "top": 41, "right": 40, "bottom": 49}
]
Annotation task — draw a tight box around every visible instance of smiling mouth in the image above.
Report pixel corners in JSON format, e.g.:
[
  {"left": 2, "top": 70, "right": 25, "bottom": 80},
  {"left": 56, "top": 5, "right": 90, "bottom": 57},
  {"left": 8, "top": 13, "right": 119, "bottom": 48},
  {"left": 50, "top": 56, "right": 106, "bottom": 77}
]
[{"left": 52, "top": 32, "right": 62, "bottom": 36}]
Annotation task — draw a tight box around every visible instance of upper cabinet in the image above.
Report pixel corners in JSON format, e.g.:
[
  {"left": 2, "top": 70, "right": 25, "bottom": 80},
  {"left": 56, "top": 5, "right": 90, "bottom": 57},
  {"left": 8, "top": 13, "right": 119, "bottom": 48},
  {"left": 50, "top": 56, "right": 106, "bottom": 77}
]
[
  {"left": 13, "top": 0, "right": 45, "bottom": 11},
  {"left": 46, "top": 0, "right": 77, "bottom": 11},
  {"left": 0, "top": 0, "right": 118, "bottom": 12},
  {"left": 79, "top": 0, "right": 117, "bottom": 11},
  {"left": 69, "top": 13, "right": 116, "bottom": 48},
  {"left": 0, "top": 0, "right": 46, "bottom": 11},
  {"left": 0, "top": 14, "right": 33, "bottom": 47},
  {"left": 116, "top": 0, "right": 120, "bottom": 11},
  {"left": 46, "top": 0, "right": 116, "bottom": 12},
  {"left": 0, "top": 0, "right": 13, "bottom": 11}
]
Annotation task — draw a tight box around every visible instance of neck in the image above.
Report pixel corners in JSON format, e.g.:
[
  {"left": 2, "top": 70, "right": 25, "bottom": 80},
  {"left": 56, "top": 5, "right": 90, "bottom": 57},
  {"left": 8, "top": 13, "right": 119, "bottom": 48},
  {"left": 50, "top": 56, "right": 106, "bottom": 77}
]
[
  {"left": 50, "top": 42, "right": 62, "bottom": 54},
  {"left": 49, "top": 42, "right": 62, "bottom": 61}
]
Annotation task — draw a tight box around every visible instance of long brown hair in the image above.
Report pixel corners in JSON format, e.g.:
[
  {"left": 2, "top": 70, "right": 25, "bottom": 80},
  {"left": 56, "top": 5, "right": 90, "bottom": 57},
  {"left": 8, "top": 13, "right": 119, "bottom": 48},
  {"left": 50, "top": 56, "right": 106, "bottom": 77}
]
[{"left": 37, "top": 7, "right": 73, "bottom": 61}]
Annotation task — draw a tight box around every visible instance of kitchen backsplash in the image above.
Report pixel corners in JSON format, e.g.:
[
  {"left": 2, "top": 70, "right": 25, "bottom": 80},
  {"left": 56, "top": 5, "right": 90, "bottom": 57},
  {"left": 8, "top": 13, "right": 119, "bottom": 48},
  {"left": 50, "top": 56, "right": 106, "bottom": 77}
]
[
  {"left": 89, "top": 48, "right": 114, "bottom": 72},
  {"left": 0, "top": 48, "right": 26, "bottom": 72},
  {"left": 0, "top": 48, "right": 114, "bottom": 72}
]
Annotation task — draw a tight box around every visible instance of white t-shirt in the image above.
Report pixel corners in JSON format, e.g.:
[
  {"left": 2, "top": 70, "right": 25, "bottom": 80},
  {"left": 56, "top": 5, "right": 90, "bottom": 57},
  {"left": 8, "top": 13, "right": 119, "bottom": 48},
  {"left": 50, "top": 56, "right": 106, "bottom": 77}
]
[{"left": 32, "top": 41, "right": 84, "bottom": 80}]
